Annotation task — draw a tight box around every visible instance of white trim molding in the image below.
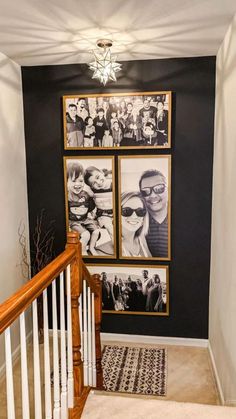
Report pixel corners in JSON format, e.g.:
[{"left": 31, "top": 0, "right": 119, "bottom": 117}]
[
  {"left": 101, "top": 333, "right": 209, "bottom": 348},
  {"left": 208, "top": 342, "right": 225, "bottom": 405},
  {"left": 226, "top": 400, "right": 236, "bottom": 407}
]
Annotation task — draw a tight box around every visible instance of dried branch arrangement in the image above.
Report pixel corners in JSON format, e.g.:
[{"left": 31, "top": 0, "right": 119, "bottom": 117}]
[
  {"left": 18, "top": 209, "right": 55, "bottom": 342},
  {"left": 18, "top": 209, "right": 55, "bottom": 277},
  {"left": 31, "top": 209, "right": 55, "bottom": 276},
  {"left": 18, "top": 221, "right": 30, "bottom": 280}
]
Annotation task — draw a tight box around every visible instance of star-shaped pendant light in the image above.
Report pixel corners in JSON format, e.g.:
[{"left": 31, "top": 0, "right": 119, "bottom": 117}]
[{"left": 89, "top": 39, "right": 122, "bottom": 86}]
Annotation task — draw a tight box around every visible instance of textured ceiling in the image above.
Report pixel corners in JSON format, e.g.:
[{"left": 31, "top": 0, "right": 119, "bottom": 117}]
[{"left": 0, "top": 0, "right": 236, "bottom": 66}]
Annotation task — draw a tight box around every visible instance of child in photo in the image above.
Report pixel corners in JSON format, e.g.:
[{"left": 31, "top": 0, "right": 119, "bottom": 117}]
[
  {"left": 69, "top": 200, "right": 100, "bottom": 255},
  {"left": 142, "top": 121, "right": 157, "bottom": 145},
  {"left": 67, "top": 161, "right": 98, "bottom": 255},
  {"left": 67, "top": 161, "right": 87, "bottom": 202},
  {"left": 102, "top": 129, "right": 114, "bottom": 147},
  {"left": 84, "top": 166, "right": 113, "bottom": 240},
  {"left": 111, "top": 120, "right": 122, "bottom": 147},
  {"left": 88, "top": 228, "right": 114, "bottom": 256},
  {"left": 93, "top": 108, "right": 107, "bottom": 147},
  {"left": 112, "top": 293, "right": 125, "bottom": 311},
  {"left": 83, "top": 116, "right": 95, "bottom": 147},
  {"left": 110, "top": 111, "right": 119, "bottom": 129}
]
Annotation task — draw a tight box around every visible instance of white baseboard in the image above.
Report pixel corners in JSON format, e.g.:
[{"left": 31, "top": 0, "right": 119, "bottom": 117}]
[
  {"left": 208, "top": 342, "right": 225, "bottom": 405},
  {"left": 0, "top": 331, "right": 32, "bottom": 382},
  {"left": 225, "top": 400, "right": 236, "bottom": 407},
  {"left": 101, "top": 333, "right": 209, "bottom": 348}
]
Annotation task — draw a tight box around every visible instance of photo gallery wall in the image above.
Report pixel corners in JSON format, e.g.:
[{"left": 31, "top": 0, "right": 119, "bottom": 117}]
[{"left": 63, "top": 91, "right": 172, "bottom": 316}]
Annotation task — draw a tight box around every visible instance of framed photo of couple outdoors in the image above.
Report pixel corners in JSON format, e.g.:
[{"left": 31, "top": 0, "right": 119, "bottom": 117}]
[
  {"left": 63, "top": 91, "right": 171, "bottom": 150},
  {"left": 63, "top": 156, "right": 116, "bottom": 258},
  {"left": 87, "top": 264, "right": 169, "bottom": 316},
  {"left": 118, "top": 155, "right": 171, "bottom": 261}
]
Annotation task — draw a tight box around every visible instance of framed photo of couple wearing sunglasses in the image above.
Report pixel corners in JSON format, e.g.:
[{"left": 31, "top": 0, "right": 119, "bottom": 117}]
[{"left": 118, "top": 155, "right": 171, "bottom": 261}]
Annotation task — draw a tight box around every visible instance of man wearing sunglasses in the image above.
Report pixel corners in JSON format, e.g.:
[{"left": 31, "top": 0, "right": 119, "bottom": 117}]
[{"left": 139, "top": 169, "right": 168, "bottom": 258}]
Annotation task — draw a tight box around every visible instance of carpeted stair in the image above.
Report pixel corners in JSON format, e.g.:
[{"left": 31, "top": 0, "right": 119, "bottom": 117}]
[{"left": 81, "top": 391, "right": 236, "bottom": 419}]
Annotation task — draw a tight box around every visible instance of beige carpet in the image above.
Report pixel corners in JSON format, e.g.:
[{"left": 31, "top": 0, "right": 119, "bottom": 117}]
[
  {"left": 81, "top": 392, "right": 236, "bottom": 419},
  {"left": 101, "top": 341, "right": 220, "bottom": 405}
]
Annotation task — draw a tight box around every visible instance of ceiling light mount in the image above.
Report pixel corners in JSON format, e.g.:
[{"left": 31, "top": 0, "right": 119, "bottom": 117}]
[
  {"left": 88, "top": 39, "right": 122, "bottom": 86},
  {"left": 96, "top": 39, "right": 113, "bottom": 49}
]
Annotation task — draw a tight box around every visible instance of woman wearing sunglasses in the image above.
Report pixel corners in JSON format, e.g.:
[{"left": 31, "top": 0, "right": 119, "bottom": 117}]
[{"left": 121, "top": 191, "right": 151, "bottom": 257}]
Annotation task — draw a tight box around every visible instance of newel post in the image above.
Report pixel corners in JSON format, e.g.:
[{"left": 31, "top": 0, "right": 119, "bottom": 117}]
[
  {"left": 92, "top": 273, "right": 104, "bottom": 389},
  {"left": 66, "top": 232, "right": 83, "bottom": 398}
]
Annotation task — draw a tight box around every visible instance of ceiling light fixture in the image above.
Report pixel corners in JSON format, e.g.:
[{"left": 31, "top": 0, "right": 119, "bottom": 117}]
[{"left": 88, "top": 39, "right": 122, "bottom": 86}]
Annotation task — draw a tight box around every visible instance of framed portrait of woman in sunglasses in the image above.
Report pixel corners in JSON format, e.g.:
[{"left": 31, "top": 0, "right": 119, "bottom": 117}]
[{"left": 118, "top": 155, "right": 171, "bottom": 260}]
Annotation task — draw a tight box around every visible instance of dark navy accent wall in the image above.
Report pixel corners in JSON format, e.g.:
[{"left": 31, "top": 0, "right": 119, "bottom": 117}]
[{"left": 22, "top": 56, "right": 215, "bottom": 339}]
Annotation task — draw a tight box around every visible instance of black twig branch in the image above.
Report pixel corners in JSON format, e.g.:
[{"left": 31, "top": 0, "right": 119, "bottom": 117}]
[{"left": 17, "top": 221, "right": 30, "bottom": 280}]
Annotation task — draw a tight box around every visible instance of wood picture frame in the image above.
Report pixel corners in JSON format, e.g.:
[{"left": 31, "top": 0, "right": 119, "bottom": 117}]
[
  {"left": 87, "top": 264, "right": 169, "bottom": 316},
  {"left": 64, "top": 156, "right": 116, "bottom": 258},
  {"left": 63, "top": 91, "right": 171, "bottom": 150},
  {"left": 118, "top": 155, "right": 171, "bottom": 261}
]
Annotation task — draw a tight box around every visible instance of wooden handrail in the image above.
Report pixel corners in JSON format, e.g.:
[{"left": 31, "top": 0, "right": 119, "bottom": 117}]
[
  {"left": 0, "top": 230, "right": 103, "bottom": 417},
  {"left": 0, "top": 246, "right": 76, "bottom": 334}
]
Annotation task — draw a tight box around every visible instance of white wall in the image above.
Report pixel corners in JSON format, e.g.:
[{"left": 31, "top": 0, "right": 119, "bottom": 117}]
[
  {"left": 209, "top": 13, "right": 236, "bottom": 406},
  {"left": 0, "top": 52, "right": 30, "bottom": 369}
]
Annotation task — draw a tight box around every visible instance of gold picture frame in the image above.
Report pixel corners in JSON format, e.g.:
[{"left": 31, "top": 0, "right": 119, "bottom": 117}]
[
  {"left": 63, "top": 91, "right": 172, "bottom": 150},
  {"left": 87, "top": 263, "right": 169, "bottom": 316},
  {"left": 63, "top": 156, "right": 117, "bottom": 259},
  {"left": 118, "top": 155, "right": 171, "bottom": 261}
]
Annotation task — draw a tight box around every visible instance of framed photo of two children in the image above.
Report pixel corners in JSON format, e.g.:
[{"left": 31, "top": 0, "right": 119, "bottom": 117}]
[
  {"left": 63, "top": 91, "right": 171, "bottom": 150},
  {"left": 64, "top": 155, "right": 171, "bottom": 260}
]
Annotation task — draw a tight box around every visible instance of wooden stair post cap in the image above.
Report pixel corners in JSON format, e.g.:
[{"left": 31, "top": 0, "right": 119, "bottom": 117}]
[{"left": 67, "top": 231, "right": 81, "bottom": 244}]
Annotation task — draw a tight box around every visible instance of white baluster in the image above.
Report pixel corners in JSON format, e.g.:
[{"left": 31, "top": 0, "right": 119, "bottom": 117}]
[
  {"left": 87, "top": 286, "right": 92, "bottom": 386},
  {"left": 60, "top": 271, "right": 68, "bottom": 419},
  {"left": 20, "top": 312, "right": 30, "bottom": 419},
  {"left": 5, "top": 327, "right": 15, "bottom": 419},
  {"left": 78, "top": 295, "right": 83, "bottom": 362},
  {"left": 91, "top": 292, "right": 96, "bottom": 387},
  {"left": 43, "top": 289, "right": 52, "bottom": 419},
  {"left": 32, "top": 299, "right": 42, "bottom": 419},
  {"left": 83, "top": 280, "right": 88, "bottom": 386},
  {"left": 66, "top": 264, "right": 74, "bottom": 408},
  {"left": 52, "top": 279, "right": 61, "bottom": 419}
]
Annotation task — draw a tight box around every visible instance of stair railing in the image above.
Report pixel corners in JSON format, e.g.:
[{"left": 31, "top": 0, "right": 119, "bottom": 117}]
[{"left": 0, "top": 231, "right": 103, "bottom": 419}]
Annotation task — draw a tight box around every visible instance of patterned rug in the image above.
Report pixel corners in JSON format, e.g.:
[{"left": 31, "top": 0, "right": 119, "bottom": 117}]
[{"left": 102, "top": 345, "right": 167, "bottom": 396}]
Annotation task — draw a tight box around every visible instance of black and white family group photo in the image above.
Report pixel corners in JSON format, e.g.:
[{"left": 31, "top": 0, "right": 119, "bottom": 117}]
[
  {"left": 119, "top": 156, "right": 170, "bottom": 260},
  {"left": 63, "top": 92, "right": 171, "bottom": 149},
  {"left": 88, "top": 265, "right": 169, "bottom": 315},
  {"left": 64, "top": 157, "right": 115, "bottom": 257}
]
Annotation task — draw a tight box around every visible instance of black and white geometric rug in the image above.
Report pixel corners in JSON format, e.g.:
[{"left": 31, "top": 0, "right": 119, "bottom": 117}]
[{"left": 102, "top": 345, "right": 167, "bottom": 396}]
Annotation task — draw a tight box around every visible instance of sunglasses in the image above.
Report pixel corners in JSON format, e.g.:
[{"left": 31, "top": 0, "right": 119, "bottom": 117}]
[
  {"left": 121, "top": 207, "right": 147, "bottom": 217},
  {"left": 141, "top": 183, "right": 166, "bottom": 197}
]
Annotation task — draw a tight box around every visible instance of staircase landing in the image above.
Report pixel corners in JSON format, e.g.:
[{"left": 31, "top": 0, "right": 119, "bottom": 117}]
[{"left": 81, "top": 392, "right": 236, "bottom": 419}]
